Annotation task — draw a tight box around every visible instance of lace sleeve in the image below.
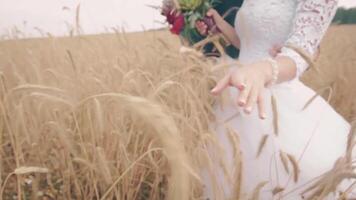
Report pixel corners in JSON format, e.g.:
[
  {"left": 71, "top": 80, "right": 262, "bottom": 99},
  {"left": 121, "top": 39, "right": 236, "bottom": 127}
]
[{"left": 279, "top": 0, "right": 338, "bottom": 78}]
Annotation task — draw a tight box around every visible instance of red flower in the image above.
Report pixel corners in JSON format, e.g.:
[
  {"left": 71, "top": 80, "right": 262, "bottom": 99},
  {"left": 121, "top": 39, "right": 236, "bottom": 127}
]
[
  {"left": 166, "top": 10, "right": 177, "bottom": 25},
  {"left": 162, "top": 8, "right": 185, "bottom": 35},
  {"left": 170, "top": 14, "right": 185, "bottom": 35}
]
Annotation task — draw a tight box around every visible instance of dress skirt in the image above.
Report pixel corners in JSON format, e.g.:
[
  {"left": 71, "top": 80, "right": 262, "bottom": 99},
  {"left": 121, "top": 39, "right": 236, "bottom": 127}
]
[{"left": 202, "top": 75, "right": 352, "bottom": 199}]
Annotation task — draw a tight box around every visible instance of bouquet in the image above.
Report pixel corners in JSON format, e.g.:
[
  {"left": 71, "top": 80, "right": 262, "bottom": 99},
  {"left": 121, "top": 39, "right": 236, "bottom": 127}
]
[{"left": 161, "top": 0, "right": 220, "bottom": 44}]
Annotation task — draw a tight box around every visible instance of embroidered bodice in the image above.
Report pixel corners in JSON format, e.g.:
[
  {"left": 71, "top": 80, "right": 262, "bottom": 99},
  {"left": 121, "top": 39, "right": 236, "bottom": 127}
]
[{"left": 234, "top": 0, "right": 338, "bottom": 78}]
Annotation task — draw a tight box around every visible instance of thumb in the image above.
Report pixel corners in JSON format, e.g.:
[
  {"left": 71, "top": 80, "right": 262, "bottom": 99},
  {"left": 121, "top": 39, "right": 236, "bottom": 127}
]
[
  {"left": 206, "top": 9, "right": 215, "bottom": 17},
  {"left": 211, "top": 74, "right": 231, "bottom": 95}
]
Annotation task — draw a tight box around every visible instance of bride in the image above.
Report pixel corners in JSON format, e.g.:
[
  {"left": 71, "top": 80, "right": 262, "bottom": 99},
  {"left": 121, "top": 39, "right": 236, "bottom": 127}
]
[{"left": 193, "top": 0, "right": 353, "bottom": 199}]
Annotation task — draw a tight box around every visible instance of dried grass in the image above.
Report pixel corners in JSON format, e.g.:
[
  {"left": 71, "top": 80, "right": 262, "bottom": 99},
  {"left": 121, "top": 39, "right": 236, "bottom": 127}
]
[
  {"left": 0, "top": 25, "right": 355, "bottom": 199},
  {"left": 0, "top": 30, "right": 216, "bottom": 199}
]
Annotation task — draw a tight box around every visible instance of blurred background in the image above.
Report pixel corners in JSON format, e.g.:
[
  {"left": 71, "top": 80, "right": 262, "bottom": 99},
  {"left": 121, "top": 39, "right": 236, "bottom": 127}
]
[
  {"left": 1, "top": 0, "right": 356, "bottom": 38},
  {"left": 0, "top": 0, "right": 164, "bottom": 37}
]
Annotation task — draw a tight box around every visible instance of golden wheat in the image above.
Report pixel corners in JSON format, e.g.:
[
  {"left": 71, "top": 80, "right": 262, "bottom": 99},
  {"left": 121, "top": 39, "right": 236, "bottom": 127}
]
[{"left": 0, "top": 25, "right": 355, "bottom": 199}]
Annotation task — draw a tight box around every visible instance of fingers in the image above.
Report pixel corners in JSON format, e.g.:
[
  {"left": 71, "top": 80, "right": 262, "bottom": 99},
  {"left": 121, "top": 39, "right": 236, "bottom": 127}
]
[
  {"left": 243, "top": 88, "right": 267, "bottom": 120},
  {"left": 211, "top": 69, "right": 245, "bottom": 96},
  {"left": 257, "top": 95, "right": 266, "bottom": 119},
  {"left": 211, "top": 74, "right": 231, "bottom": 95},
  {"left": 230, "top": 74, "right": 246, "bottom": 91},
  {"left": 195, "top": 20, "right": 208, "bottom": 36},
  {"left": 237, "top": 82, "right": 251, "bottom": 107},
  {"left": 244, "top": 86, "right": 259, "bottom": 114}
]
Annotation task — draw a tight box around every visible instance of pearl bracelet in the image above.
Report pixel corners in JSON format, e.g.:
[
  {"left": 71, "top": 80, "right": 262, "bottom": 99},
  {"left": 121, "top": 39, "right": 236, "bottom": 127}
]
[{"left": 265, "top": 58, "right": 279, "bottom": 87}]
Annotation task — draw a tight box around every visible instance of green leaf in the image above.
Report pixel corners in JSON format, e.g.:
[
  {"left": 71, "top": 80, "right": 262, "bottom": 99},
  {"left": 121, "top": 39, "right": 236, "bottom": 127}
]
[
  {"left": 187, "top": 12, "right": 199, "bottom": 28},
  {"left": 178, "top": 0, "right": 223, "bottom": 44}
]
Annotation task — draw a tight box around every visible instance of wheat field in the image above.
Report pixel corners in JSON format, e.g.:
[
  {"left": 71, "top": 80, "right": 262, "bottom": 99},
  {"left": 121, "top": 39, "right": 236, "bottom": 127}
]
[{"left": 0, "top": 25, "right": 355, "bottom": 199}]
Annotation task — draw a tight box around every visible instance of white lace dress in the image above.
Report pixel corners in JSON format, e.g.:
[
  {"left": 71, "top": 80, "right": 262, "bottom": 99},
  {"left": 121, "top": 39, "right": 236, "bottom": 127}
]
[{"left": 203, "top": 0, "right": 352, "bottom": 199}]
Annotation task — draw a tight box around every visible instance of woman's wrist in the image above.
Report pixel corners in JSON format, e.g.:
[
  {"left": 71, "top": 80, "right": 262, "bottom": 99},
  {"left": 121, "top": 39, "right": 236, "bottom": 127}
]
[
  {"left": 264, "top": 58, "right": 280, "bottom": 86},
  {"left": 208, "top": 9, "right": 223, "bottom": 27}
]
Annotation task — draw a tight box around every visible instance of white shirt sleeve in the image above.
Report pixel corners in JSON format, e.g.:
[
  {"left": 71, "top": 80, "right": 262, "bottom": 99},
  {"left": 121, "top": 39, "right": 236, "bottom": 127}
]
[{"left": 279, "top": 0, "right": 339, "bottom": 78}]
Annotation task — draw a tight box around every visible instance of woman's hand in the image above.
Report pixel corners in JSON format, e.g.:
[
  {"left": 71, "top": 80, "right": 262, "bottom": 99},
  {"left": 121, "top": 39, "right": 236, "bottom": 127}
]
[
  {"left": 195, "top": 9, "right": 220, "bottom": 36},
  {"left": 211, "top": 60, "right": 274, "bottom": 119},
  {"left": 195, "top": 20, "right": 208, "bottom": 36}
]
